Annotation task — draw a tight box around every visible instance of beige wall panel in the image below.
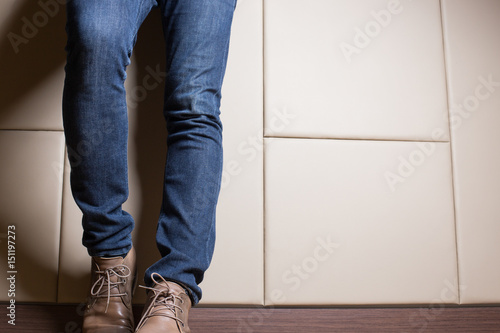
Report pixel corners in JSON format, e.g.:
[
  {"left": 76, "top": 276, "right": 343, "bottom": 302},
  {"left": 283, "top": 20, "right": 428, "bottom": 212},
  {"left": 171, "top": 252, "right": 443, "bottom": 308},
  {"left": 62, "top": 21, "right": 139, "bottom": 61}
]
[
  {"left": 0, "top": 130, "right": 65, "bottom": 302},
  {"left": 0, "top": 0, "right": 66, "bottom": 130},
  {"left": 265, "top": 138, "right": 458, "bottom": 305},
  {"left": 264, "top": 0, "right": 449, "bottom": 141},
  {"left": 442, "top": 0, "right": 500, "bottom": 304}
]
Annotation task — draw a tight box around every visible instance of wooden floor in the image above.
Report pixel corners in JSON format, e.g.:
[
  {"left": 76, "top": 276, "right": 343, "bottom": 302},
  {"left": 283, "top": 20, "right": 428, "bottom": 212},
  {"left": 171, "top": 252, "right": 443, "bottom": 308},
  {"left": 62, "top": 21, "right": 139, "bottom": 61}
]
[{"left": 1, "top": 303, "right": 499, "bottom": 332}]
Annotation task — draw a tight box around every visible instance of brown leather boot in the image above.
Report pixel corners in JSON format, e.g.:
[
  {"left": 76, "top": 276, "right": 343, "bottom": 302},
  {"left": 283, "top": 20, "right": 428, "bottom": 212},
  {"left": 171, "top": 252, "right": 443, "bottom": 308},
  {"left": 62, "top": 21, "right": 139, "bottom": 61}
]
[
  {"left": 83, "top": 246, "right": 137, "bottom": 333},
  {"left": 135, "top": 273, "right": 192, "bottom": 333}
]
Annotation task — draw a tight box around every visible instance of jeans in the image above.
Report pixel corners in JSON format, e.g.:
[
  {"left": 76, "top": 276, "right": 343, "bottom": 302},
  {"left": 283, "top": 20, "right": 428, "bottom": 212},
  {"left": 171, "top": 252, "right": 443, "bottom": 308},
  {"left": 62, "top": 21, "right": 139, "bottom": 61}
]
[{"left": 62, "top": 0, "right": 236, "bottom": 304}]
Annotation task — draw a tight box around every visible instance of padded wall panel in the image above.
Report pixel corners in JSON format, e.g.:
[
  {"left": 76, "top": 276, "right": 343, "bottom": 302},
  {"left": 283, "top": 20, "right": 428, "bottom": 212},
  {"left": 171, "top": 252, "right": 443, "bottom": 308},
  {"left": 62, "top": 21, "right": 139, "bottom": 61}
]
[
  {"left": 0, "top": 130, "right": 64, "bottom": 302},
  {"left": 264, "top": 0, "right": 448, "bottom": 141},
  {"left": 265, "top": 138, "right": 458, "bottom": 305},
  {"left": 442, "top": 0, "right": 500, "bottom": 304}
]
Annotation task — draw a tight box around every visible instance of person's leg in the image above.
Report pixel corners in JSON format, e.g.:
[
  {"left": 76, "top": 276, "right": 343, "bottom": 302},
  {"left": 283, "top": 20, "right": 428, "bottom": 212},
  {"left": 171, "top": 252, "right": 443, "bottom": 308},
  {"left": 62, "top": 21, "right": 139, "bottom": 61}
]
[
  {"left": 63, "top": 1, "right": 157, "bottom": 331},
  {"left": 63, "top": 0, "right": 155, "bottom": 258},
  {"left": 138, "top": 1, "right": 236, "bottom": 330}
]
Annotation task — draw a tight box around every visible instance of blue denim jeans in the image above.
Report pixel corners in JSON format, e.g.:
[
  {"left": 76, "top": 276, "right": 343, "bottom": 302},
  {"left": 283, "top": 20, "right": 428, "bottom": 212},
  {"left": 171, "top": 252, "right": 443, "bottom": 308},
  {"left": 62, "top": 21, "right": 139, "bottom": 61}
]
[{"left": 62, "top": 0, "right": 236, "bottom": 304}]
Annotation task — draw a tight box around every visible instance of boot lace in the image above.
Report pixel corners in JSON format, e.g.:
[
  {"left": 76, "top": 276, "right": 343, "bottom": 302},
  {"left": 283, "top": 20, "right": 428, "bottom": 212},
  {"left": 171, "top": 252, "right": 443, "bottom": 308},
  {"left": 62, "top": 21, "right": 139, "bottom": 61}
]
[
  {"left": 136, "top": 274, "right": 186, "bottom": 330},
  {"left": 90, "top": 264, "right": 131, "bottom": 313}
]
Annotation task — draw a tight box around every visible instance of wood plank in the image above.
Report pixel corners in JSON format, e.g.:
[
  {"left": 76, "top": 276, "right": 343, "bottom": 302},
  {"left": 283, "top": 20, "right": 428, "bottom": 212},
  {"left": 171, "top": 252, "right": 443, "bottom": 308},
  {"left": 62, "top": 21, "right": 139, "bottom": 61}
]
[{"left": 0, "top": 304, "right": 499, "bottom": 332}]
